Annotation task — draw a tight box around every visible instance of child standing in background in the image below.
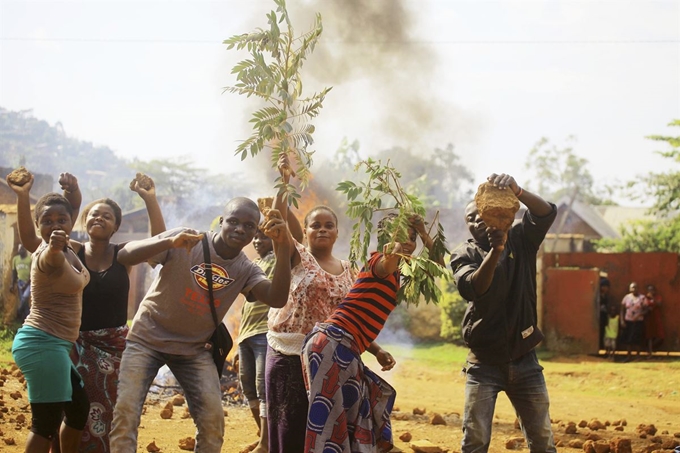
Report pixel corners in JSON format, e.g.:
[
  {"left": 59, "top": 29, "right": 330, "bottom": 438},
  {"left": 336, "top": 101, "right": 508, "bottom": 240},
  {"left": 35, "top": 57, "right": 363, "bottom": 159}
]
[
  {"left": 237, "top": 227, "right": 275, "bottom": 453},
  {"left": 604, "top": 303, "right": 619, "bottom": 360}
]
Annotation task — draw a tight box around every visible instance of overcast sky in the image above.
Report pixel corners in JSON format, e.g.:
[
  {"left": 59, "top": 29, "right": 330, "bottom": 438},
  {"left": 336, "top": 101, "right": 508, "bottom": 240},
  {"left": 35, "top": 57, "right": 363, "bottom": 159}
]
[{"left": 1, "top": 0, "right": 678, "bottom": 205}]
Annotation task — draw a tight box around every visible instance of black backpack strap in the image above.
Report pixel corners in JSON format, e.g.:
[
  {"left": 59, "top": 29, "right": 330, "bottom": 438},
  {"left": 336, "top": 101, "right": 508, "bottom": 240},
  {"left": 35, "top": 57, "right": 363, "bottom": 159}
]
[{"left": 201, "top": 234, "right": 220, "bottom": 329}]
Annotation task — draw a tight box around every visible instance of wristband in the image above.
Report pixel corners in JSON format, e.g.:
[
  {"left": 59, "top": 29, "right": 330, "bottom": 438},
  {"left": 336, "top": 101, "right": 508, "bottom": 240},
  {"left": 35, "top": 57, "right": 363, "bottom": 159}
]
[{"left": 514, "top": 187, "right": 523, "bottom": 197}]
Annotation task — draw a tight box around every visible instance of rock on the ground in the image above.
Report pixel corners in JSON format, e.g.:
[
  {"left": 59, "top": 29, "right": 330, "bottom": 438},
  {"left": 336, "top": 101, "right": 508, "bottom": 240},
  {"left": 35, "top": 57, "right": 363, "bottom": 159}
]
[
  {"left": 146, "top": 441, "right": 161, "bottom": 452},
  {"left": 178, "top": 437, "right": 195, "bottom": 451},
  {"left": 661, "top": 439, "right": 680, "bottom": 450},
  {"left": 593, "top": 440, "right": 610, "bottom": 453},
  {"left": 399, "top": 432, "right": 412, "bottom": 442},
  {"left": 505, "top": 436, "right": 524, "bottom": 449},
  {"left": 409, "top": 440, "right": 444, "bottom": 453},
  {"left": 583, "top": 439, "right": 596, "bottom": 453},
  {"left": 589, "top": 420, "right": 606, "bottom": 431},
  {"left": 568, "top": 439, "right": 584, "bottom": 448},
  {"left": 429, "top": 413, "right": 446, "bottom": 426},
  {"left": 609, "top": 437, "right": 632, "bottom": 453},
  {"left": 412, "top": 407, "right": 426, "bottom": 416},
  {"left": 566, "top": 422, "right": 578, "bottom": 434},
  {"left": 636, "top": 424, "right": 657, "bottom": 436},
  {"left": 172, "top": 395, "right": 185, "bottom": 406}
]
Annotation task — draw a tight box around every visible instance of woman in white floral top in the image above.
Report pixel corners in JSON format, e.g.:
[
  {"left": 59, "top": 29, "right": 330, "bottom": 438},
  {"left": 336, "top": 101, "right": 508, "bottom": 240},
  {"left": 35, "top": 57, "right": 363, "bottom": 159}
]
[{"left": 264, "top": 154, "right": 384, "bottom": 453}]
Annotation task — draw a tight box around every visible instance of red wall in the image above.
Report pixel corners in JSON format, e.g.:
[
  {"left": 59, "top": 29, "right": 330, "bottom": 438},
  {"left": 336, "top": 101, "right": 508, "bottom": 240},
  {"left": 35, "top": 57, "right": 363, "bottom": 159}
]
[{"left": 541, "top": 252, "right": 680, "bottom": 353}]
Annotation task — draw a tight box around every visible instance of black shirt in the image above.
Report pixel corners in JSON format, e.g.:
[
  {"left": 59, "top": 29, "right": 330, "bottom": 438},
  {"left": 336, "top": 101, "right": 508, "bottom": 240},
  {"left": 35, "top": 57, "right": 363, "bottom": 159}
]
[
  {"left": 78, "top": 244, "right": 130, "bottom": 331},
  {"left": 451, "top": 204, "right": 557, "bottom": 364}
]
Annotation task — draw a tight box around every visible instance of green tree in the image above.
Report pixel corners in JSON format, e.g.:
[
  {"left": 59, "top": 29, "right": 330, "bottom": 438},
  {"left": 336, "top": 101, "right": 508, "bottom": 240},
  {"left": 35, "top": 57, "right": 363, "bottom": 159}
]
[
  {"left": 224, "top": 0, "right": 330, "bottom": 206},
  {"left": 595, "top": 217, "right": 680, "bottom": 253},
  {"left": 130, "top": 157, "right": 202, "bottom": 202},
  {"left": 639, "top": 119, "right": 680, "bottom": 215},
  {"left": 376, "top": 144, "right": 475, "bottom": 208},
  {"left": 524, "top": 136, "right": 613, "bottom": 205},
  {"left": 595, "top": 120, "right": 680, "bottom": 253}
]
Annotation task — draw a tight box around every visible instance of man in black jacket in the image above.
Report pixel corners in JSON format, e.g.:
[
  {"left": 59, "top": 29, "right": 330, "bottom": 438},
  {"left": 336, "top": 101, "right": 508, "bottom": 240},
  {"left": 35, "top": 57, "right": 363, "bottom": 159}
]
[{"left": 450, "top": 173, "right": 557, "bottom": 453}]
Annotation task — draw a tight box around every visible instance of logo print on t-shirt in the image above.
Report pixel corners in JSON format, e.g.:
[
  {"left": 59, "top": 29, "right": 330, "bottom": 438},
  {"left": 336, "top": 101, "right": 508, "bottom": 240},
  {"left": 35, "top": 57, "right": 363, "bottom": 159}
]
[{"left": 191, "top": 263, "right": 234, "bottom": 291}]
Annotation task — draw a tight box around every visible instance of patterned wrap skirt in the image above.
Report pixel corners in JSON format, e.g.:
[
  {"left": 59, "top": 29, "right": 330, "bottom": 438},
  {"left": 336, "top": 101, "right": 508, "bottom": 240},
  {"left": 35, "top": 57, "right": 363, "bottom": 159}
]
[
  {"left": 301, "top": 323, "right": 396, "bottom": 453},
  {"left": 72, "top": 325, "right": 128, "bottom": 453}
]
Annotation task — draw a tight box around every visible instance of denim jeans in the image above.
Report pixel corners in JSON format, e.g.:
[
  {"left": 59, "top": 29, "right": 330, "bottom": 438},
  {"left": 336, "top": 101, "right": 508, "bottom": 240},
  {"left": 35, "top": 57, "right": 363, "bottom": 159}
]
[
  {"left": 110, "top": 341, "right": 224, "bottom": 453},
  {"left": 238, "top": 333, "right": 268, "bottom": 414},
  {"left": 462, "top": 350, "right": 556, "bottom": 453},
  {"left": 16, "top": 279, "right": 31, "bottom": 322}
]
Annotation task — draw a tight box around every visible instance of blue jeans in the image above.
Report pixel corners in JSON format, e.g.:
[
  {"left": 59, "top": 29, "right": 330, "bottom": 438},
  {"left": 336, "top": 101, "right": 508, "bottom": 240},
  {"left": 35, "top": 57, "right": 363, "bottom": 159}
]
[
  {"left": 238, "top": 333, "right": 268, "bottom": 414},
  {"left": 110, "top": 341, "right": 224, "bottom": 453},
  {"left": 16, "top": 279, "right": 31, "bottom": 322},
  {"left": 462, "top": 350, "right": 556, "bottom": 453}
]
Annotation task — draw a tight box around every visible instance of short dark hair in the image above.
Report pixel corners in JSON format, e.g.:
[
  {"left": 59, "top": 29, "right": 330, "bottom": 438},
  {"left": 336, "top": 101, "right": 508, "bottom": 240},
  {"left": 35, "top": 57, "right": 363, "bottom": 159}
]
[
  {"left": 303, "top": 206, "right": 338, "bottom": 228},
  {"left": 34, "top": 193, "right": 73, "bottom": 222},
  {"left": 225, "top": 197, "right": 259, "bottom": 216},
  {"left": 377, "top": 212, "right": 399, "bottom": 235},
  {"left": 80, "top": 198, "right": 122, "bottom": 228}
]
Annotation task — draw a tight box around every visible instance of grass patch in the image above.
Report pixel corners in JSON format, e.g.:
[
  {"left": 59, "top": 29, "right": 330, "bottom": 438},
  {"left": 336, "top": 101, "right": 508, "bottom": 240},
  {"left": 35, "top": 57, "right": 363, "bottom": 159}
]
[
  {"left": 381, "top": 342, "right": 469, "bottom": 370},
  {"left": 0, "top": 325, "right": 19, "bottom": 366}
]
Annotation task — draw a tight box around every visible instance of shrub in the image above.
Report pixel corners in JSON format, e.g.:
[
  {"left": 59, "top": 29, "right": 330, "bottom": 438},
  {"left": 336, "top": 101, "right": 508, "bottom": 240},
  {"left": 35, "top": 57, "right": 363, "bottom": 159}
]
[{"left": 439, "top": 283, "right": 467, "bottom": 344}]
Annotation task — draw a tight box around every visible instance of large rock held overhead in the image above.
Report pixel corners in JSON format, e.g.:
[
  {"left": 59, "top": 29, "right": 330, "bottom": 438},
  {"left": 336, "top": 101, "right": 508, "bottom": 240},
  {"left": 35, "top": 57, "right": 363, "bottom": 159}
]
[
  {"left": 474, "top": 182, "right": 519, "bottom": 230},
  {"left": 6, "top": 167, "right": 32, "bottom": 187}
]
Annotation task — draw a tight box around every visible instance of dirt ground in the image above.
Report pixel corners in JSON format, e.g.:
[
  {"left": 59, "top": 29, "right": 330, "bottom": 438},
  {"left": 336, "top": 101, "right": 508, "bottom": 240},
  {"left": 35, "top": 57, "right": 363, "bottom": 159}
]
[{"left": 0, "top": 353, "right": 679, "bottom": 453}]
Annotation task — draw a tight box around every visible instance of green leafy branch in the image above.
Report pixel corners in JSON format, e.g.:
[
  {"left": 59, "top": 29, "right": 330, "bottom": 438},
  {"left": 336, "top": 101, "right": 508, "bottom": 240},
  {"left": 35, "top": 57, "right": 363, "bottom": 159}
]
[
  {"left": 223, "top": 0, "right": 331, "bottom": 207},
  {"left": 336, "top": 158, "right": 452, "bottom": 305}
]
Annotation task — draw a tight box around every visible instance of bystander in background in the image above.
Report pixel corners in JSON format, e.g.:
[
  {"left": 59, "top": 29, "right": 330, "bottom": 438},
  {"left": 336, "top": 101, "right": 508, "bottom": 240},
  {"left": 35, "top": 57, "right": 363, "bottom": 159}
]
[{"left": 11, "top": 244, "right": 32, "bottom": 322}]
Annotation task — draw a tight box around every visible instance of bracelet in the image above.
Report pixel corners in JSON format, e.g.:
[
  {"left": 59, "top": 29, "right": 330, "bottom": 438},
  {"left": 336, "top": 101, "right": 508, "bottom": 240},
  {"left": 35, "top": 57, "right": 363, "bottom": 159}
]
[{"left": 514, "top": 187, "right": 523, "bottom": 197}]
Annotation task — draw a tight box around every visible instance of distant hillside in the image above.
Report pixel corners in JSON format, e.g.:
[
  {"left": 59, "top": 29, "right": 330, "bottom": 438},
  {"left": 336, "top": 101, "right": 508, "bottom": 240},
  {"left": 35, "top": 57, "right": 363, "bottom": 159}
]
[{"left": 0, "top": 107, "right": 135, "bottom": 208}]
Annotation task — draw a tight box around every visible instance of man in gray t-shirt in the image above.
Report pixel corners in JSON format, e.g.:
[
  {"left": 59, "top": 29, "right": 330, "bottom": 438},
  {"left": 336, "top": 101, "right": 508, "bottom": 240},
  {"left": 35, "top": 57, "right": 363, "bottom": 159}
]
[{"left": 110, "top": 197, "right": 292, "bottom": 453}]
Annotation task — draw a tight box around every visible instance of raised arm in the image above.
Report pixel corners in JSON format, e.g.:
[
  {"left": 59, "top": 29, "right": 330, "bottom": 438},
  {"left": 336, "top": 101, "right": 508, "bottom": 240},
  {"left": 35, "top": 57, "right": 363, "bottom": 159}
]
[
  {"left": 487, "top": 173, "right": 552, "bottom": 218},
  {"left": 375, "top": 242, "right": 404, "bottom": 278},
  {"left": 7, "top": 174, "right": 41, "bottom": 253},
  {"left": 59, "top": 172, "right": 82, "bottom": 224},
  {"left": 273, "top": 153, "right": 302, "bottom": 260},
  {"left": 117, "top": 231, "right": 203, "bottom": 266},
  {"left": 130, "top": 175, "right": 166, "bottom": 236},
  {"left": 249, "top": 210, "right": 292, "bottom": 308},
  {"left": 410, "top": 214, "right": 445, "bottom": 265}
]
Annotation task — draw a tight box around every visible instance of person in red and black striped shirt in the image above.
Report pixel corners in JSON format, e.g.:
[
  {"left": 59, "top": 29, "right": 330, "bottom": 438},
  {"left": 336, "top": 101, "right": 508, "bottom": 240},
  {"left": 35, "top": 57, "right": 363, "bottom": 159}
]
[{"left": 301, "top": 214, "right": 439, "bottom": 453}]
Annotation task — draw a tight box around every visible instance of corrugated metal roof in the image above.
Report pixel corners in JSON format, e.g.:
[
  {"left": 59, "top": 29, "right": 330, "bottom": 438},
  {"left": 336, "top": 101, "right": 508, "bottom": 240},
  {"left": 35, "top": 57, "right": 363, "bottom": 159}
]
[
  {"left": 595, "top": 206, "right": 656, "bottom": 231},
  {"left": 555, "top": 197, "right": 620, "bottom": 239},
  {"left": 556, "top": 197, "right": 659, "bottom": 239}
]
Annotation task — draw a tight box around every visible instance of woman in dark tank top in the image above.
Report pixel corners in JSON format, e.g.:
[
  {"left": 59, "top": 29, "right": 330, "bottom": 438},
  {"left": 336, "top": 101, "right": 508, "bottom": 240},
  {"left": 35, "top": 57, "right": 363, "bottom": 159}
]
[{"left": 66, "top": 174, "right": 166, "bottom": 453}]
